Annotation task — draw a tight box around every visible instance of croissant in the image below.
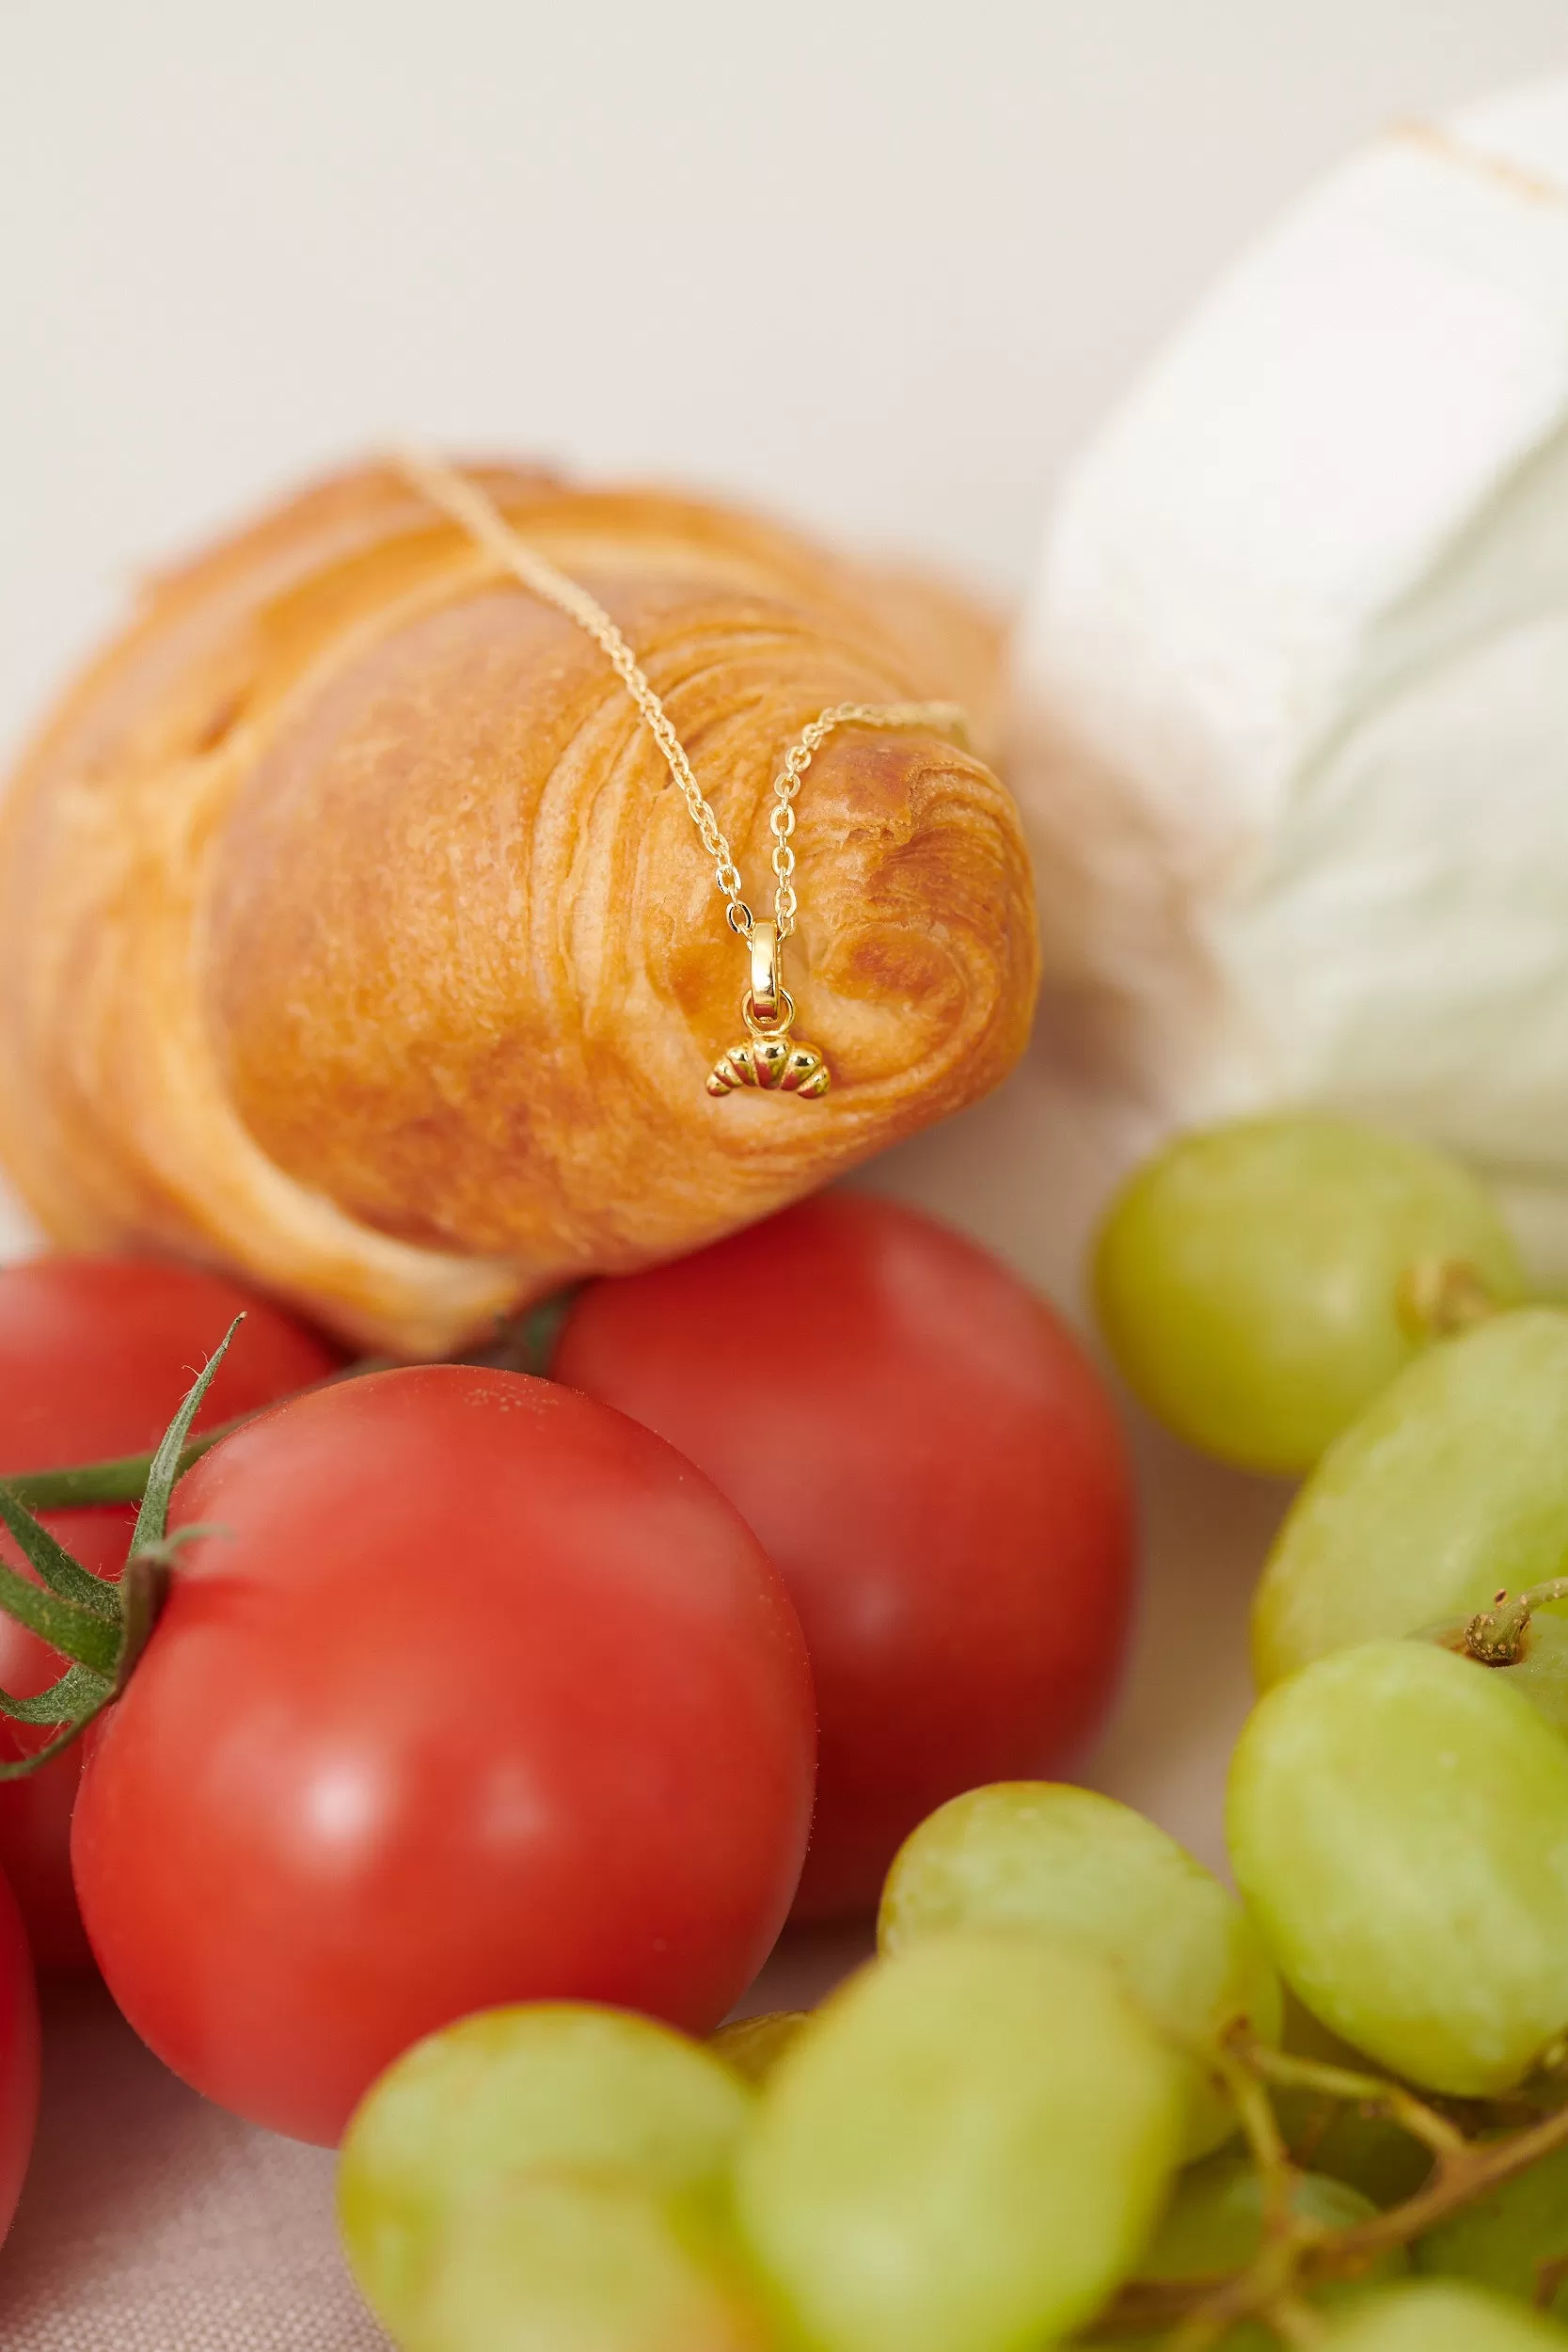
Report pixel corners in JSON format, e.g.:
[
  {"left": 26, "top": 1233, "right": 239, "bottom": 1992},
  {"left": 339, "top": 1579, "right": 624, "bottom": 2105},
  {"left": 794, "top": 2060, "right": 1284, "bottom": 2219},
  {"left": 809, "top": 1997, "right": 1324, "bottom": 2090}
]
[{"left": 0, "top": 459, "right": 1037, "bottom": 1356}]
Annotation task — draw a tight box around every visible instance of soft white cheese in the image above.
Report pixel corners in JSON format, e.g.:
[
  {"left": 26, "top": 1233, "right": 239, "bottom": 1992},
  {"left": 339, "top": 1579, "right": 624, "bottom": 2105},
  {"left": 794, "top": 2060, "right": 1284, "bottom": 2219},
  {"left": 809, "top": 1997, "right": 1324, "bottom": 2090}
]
[{"left": 1009, "top": 79, "right": 1568, "bottom": 1280}]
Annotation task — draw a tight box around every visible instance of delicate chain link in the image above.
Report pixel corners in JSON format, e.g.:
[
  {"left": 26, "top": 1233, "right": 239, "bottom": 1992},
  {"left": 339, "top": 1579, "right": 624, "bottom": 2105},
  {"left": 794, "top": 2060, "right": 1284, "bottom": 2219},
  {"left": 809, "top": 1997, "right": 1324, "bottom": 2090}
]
[
  {"left": 763, "top": 700, "right": 965, "bottom": 937},
  {"left": 393, "top": 448, "right": 969, "bottom": 941}
]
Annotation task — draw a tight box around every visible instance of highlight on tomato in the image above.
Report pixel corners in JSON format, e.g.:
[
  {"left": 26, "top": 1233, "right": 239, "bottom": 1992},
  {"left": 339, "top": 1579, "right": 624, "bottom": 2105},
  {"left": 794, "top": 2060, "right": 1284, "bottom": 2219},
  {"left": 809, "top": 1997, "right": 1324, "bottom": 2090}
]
[
  {"left": 557, "top": 1192, "right": 1137, "bottom": 1917},
  {"left": 67, "top": 1365, "right": 816, "bottom": 2144}
]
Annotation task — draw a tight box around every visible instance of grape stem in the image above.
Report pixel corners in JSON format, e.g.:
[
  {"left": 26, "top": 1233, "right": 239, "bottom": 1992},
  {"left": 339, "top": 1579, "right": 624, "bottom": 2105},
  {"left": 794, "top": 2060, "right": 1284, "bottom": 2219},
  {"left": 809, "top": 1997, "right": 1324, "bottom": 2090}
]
[
  {"left": 1244, "top": 2043, "right": 1468, "bottom": 2163},
  {"left": 1397, "top": 1257, "right": 1498, "bottom": 1341},
  {"left": 1447, "top": 1577, "right": 1568, "bottom": 1668},
  {"left": 1214, "top": 2042, "right": 1297, "bottom": 2244},
  {"left": 1084, "top": 2029, "right": 1568, "bottom": 2341}
]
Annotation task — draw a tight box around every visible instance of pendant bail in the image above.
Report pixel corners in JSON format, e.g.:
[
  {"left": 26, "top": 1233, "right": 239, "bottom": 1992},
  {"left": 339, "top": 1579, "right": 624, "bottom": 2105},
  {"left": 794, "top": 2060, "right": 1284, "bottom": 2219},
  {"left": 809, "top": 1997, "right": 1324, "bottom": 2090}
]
[{"left": 750, "top": 919, "right": 784, "bottom": 1025}]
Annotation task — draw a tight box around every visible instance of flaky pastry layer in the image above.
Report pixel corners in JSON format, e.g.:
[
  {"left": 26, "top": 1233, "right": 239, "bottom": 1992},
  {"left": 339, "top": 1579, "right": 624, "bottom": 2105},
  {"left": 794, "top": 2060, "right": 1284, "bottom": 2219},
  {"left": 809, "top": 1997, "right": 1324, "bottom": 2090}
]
[{"left": 0, "top": 462, "right": 1037, "bottom": 1352}]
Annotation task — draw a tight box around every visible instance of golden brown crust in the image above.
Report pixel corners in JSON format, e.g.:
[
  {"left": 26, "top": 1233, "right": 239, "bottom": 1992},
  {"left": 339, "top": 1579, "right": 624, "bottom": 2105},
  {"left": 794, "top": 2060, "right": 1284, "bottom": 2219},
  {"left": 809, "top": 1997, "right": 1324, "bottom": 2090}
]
[{"left": 0, "top": 460, "right": 1037, "bottom": 1353}]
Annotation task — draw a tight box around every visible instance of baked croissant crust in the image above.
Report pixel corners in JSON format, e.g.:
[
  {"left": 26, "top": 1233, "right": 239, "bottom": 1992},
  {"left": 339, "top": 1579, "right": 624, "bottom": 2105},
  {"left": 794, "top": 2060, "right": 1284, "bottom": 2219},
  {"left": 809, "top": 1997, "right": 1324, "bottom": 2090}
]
[{"left": 0, "top": 460, "right": 1037, "bottom": 1355}]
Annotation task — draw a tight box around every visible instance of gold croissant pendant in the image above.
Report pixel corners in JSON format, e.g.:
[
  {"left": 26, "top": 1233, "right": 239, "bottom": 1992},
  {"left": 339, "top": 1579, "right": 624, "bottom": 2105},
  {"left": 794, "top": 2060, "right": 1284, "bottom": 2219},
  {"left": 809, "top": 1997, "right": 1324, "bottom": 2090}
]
[
  {"left": 705, "top": 920, "right": 832, "bottom": 1101},
  {"left": 707, "top": 1031, "right": 832, "bottom": 1098}
]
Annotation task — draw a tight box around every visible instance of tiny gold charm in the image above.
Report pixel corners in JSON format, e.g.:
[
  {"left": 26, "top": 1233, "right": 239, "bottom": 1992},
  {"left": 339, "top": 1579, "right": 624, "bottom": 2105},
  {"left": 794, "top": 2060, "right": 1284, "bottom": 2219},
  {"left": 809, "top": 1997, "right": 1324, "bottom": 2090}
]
[
  {"left": 705, "top": 920, "right": 831, "bottom": 1101},
  {"left": 706, "top": 1033, "right": 831, "bottom": 1098}
]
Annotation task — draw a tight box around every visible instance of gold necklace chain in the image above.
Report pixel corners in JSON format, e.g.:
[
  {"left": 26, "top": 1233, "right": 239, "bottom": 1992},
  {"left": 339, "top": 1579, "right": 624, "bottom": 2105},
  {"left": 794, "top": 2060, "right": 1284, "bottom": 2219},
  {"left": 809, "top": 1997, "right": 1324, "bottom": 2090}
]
[{"left": 392, "top": 447, "right": 969, "bottom": 1099}]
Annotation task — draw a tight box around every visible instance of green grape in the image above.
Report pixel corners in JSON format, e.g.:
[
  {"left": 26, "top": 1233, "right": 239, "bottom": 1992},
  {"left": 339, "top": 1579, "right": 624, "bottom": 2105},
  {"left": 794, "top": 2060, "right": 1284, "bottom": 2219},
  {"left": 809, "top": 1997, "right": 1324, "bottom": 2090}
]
[
  {"left": 1317, "top": 2279, "right": 1568, "bottom": 2347},
  {"left": 1227, "top": 1642, "right": 1568, "bottom": 2097},
  {"left": 708, "top": 2011, "right": 808, "bottom": 2087},
  {"left": 1137, "top": 2151, "right": 1398, "bottom": 2277},
  {"left": 1255, "top": 1311, "right": 1568, "bottom": 1689},
  {"left": 1089, "top": 2153, "right": 1402, "bottom": 2347},
  {"left": 1417, "top": 2140, "right": 1568, "bottom": 2319},
  {"left": 734, "top": 1930, "right": 1184, "bottom": 2352},
  {"left": 338, "top": 2004, "right": 753, "bottom": 2343},
  {"left": 1272, "top": 1997, "right": 1434, "bottom": 2209},
  {"left": 1494, "top": 1614, "right": 1568, "bottom": 1739},
  {"left": 402, "top": 2169, "right": 768, "bottom": 2352},
  {"left": 879, "top": 1782, "right": 1282, "bottom": 2156},
  {"left": 1094, "top": 1114, "right": 1522, "bottom": 1475}
]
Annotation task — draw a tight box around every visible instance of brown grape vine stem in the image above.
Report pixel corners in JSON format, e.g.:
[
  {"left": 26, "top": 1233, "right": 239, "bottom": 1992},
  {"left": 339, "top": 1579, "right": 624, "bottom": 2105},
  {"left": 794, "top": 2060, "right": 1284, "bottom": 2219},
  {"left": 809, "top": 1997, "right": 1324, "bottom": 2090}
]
[
  {"left": 1084, "top": 2028, "right": 1568, "bottom": 2344},
  {"left": 1397, "top": 1255, "right": 1501, "bottom": 1341},
  {"left": 1446, "top": 1575, "right": 1568, "bottom": 1669}
]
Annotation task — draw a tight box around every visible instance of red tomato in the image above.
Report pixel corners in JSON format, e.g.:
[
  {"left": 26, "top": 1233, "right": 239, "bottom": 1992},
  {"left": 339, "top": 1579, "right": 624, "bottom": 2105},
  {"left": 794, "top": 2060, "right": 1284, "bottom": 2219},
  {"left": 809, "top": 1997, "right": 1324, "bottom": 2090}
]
[
  {"left": 0, "top": 1864, "right": 40, "bottom": 2243},
  {"left": 71, "top": 1367, "right": 816, "bottom": 2145},
  {"left": 556, "top": 1192, "right": 1137, "bottom": 1919},
  {"left": 0, "top": 1256, "right": 342, "bottom": 1965}
]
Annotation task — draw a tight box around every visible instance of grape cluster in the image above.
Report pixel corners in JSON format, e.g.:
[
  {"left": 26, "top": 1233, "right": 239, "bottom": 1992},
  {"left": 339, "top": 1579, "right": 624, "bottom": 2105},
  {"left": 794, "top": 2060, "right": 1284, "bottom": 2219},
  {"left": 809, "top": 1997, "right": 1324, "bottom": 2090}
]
[
  {"left": 334, "top": 1772, "right": 1568, "bottom": 2347},
  {"left": 332, "top": 1112, "right": 1568, "bottom": 2350}
]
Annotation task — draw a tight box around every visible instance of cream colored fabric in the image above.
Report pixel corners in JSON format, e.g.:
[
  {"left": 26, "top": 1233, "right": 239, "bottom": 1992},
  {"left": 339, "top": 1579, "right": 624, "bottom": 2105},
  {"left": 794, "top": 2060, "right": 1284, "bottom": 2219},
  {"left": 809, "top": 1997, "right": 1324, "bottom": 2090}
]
[{"left": 0, "top": 1981, "right": 389, "bottom": 2350}]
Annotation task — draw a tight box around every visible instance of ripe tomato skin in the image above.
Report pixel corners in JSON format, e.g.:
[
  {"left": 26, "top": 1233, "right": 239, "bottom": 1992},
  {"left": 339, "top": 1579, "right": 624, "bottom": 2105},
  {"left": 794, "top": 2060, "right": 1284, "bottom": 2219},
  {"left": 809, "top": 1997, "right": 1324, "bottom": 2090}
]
[
  {"left": 0, "top": 1256, "right": 342, "bottom": 1967},
  {"left": 0, "top": 1864, "right": 40, "bottom": 2243},
  {"left": 71, "top": 1367, "right": 816, "bottom": 2146},
  {"left": 0, "top": 1255, "right": 343, "bottom": 1474},
  {"left": 556, "top": 1193, "right": 1137, "bottom": 1920},
  {"left": 0, "top": 1717, "right": 93, "bottom": 1972}
]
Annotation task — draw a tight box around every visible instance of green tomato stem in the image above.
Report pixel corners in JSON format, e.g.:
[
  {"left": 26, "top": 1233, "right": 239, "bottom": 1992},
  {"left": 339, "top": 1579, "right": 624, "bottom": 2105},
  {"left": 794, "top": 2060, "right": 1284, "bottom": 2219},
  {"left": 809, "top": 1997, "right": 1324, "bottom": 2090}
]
[
  {"left": 126, "top": 1318, "right": 242, "bottom": 1562},
  {"left": 0, "top": 1424, "right": 230, "bottom": 1512},
  {"left": 0, "top": 1291, "right": 588, "bottom": 1775},
  {"left": 0, "top": 1288, "right": 582, "bottom": 1513},
  {"left": 0, "top": 1660, "right": 112, "bottom": 1727},
  {"left": 0, "top": 1475, "right": 121, "bottom": 1613},
  {"left": 0, "top": 1319, "right": 245, "bottom": 1768},
  {"left": 0, "top": 1556, "right": 120, "bottom": 1674},
  {"left": 0, "top": 1349, "right": 387, "bottom": 1512},
  {"left": 0, "top": 1706, "right": 113, "bottom": 1781}
]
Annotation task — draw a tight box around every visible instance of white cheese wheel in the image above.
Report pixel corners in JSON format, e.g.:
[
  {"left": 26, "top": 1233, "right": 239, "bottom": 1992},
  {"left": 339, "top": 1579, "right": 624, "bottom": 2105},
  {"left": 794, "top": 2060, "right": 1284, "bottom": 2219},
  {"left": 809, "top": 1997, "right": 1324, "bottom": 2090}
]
[{"left": 1008, "top": 79, "right": 1568, "bottom": 1284}]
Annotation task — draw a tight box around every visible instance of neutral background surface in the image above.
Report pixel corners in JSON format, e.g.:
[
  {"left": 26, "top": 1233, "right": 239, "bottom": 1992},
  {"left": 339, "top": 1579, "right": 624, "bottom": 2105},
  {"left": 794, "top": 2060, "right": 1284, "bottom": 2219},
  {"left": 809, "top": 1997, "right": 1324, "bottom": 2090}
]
[
  {"left": 0, "top": 5, "right": 1563, "bottom": 2344},
  {"left": 3, "top": 0, "right": 1567, "bottom": 761}
]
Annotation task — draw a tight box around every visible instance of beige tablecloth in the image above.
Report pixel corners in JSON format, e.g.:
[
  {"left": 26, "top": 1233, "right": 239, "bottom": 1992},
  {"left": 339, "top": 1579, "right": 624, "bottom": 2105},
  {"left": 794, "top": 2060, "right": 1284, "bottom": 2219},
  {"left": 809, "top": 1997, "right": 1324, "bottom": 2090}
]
[{"left": 0, "top": 1976, "right": 387, "bottom": 2350}]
